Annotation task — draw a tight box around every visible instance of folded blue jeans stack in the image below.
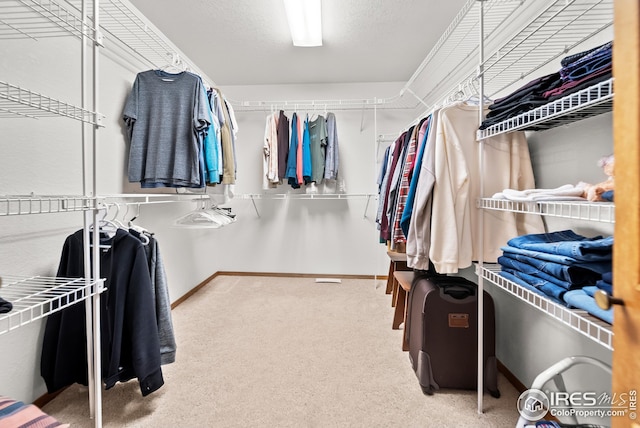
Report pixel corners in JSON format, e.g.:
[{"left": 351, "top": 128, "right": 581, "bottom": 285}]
[{"left": 498, "top": 230, "right": 613, "bottom": 324}]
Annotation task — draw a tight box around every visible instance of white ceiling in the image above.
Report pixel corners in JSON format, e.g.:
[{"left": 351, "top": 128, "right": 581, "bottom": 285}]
[{"left": 128, "top": 0, "right": 468, "bottom": 87}]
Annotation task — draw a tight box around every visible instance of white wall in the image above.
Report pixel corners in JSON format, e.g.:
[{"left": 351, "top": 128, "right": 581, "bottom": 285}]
[
  {"left": 206, "top": 82, "right": 413, "bottom": 276},
  {"left": 0, "top": 33, "right": 411, "bottom": 402}
]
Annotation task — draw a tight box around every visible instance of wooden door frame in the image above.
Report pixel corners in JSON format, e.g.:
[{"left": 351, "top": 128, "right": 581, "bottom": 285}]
[{"left": 612, "top": 1, "right": 640, "bottom": 426}]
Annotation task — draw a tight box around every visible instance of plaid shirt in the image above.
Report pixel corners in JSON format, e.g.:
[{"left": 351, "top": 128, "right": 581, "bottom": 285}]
[{"left": 392, "top": 124, "right": 420, "bottom": 244}]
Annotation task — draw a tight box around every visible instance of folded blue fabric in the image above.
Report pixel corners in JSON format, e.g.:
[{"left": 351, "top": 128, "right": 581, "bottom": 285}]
[
  {"left": 498, "top": 253, "right": 601, "bottom": 286},
  {"left": 501, "top": 246, "right": 612, "bottom": 273},
  {"left": 563, "top": 289, "right": 613, "bottom": 324},
  {"left": 0, "top": 297, "right": 12, "bottom": 314},
  {"left": 502, "top": 268, "right": 569, "bottom": 300},
  {"left": 561, "top": 42, "right": 612, "bottom": 80},
  {"left": 507, "top": 229, "right": 598, "bottom": 247},
  {"left": 582, "top": 286, "right": 599, "bottom": 297},
  {"left": 498, "top": 256, "right": 573, "bottom": 290},
  {"left": 562, "top": 48, "right": 612, "bottom": 82},
  {"left": 596, "top": 271, "right": 613, "bottom": 294},
  {"left": 601, "top": 190, "right": 614, "bottom": 202},
  {"left": 595, "top": 280, "right": 612, "bottom": 295},
  {"left": 498, "top": 271, "right": 564, "bottom": 305},
  {"left": 506, "top": 230, "right": 612, "bottom": 262}
]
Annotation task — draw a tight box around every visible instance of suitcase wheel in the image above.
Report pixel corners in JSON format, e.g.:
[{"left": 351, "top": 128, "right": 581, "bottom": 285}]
[
  {"left": 420, "top": 385, "right": 435, "bottom": 396},
  {"left": 488, "top": 388, "right": 500, "bottom": 399}
]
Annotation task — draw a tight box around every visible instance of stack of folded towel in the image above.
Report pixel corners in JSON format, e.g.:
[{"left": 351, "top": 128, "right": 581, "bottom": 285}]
[
  {"left": 498, "top": 230, "right": 613, "bottom": 324},
  {"left": 492, "top": 183, "right": 588, "bottom": 202}
]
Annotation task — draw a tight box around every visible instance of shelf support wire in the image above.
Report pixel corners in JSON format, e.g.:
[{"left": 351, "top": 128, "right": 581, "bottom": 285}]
[
  {"left": 477, "top": 0, "right": 486, "bottom": 415},
  {"left": 363, "top": 194, "right": 372, "bottom": 220},
  {"left": 403, "top": 88, "right": 430, "bottom": 109},
  {"left": 371, "top": 98, "right": 378, "bottom": 225},
  {"left": 91, "top": 1, "right": 102, "bottom": 425},
  {"left": 250, "top": 195, "right": 260, "bottom": 218},
  {"left": 80, "top": 0, "right": 96, "bottom": 421}
]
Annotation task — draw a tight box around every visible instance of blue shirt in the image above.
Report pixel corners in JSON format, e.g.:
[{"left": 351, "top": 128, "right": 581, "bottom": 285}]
[{"left": 302, "top": 117, "right": 312, "bottom": 183}]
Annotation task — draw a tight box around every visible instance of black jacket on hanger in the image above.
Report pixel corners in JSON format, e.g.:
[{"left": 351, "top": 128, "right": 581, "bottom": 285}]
[{"left": 41, "top": 228, "right": 164, "bottom": 397}]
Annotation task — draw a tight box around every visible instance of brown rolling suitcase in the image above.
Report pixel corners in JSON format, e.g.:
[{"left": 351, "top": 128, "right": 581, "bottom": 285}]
[{"left": 406, "top": 272, "right": 500, "bottom": 397}]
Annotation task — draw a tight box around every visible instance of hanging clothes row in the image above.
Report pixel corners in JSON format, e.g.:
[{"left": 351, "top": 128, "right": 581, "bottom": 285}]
[
  {"left": 263, "top": 110, "right": 339, "bottom": 190},
  {"left": 41, "top": 221, "right": 176, "bottom": 397},
  {"left": 123, "top": 69, "right": 238, "bottom": 189},
  {"left": 377, "top": 100, "right": 546, "bottom": 274}
]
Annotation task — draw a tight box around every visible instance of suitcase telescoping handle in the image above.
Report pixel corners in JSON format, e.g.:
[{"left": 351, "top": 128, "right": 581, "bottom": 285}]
[{"left": 440, "top": 280, "right": 476, "bottom": 299}]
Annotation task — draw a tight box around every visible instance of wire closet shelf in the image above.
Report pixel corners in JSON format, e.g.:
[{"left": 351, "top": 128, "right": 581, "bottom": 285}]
[
  {"left": 0, "top": 194, "right": 211, "bottom": 217},
  {"left": 477, "top": 265, "right": 613, "bottom": 350},
  {"left": 2, "top": 0, "right": 216, "bottom": 87},
  {"left": 388, "top": 0, "right": 613, "bottom": 135},
  {"left": 0, "top": 275, "right": 105, "bottom": 336},
  {"left": 478, "top": 77, "right": 614, "bottom": 139},
  {"left": 0, "top": 195, "right": 97, "bottom": 216},
  {"left": 65, "top": 0, "right": 216, "bottom": 86},
  {"left": 0, "top": 1, "right": 102, "bottom": 122},
  {"left": 479, "top": 0, "right": 613, "bottom": 99},
  {"left": 478, "top": 198, "right": 615, "bottom": 223},
  {"left": 0, "top": 0, "right": 96, "bottom": 40},
  {"left": 0, "top": 80, "right": 102, "bottom": 123}
]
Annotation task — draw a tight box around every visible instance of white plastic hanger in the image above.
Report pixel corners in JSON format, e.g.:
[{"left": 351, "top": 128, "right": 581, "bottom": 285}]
[
  {"left": 207, "top": 206, "right": 236, "bottom": 225},
  {"left": 90, "top": 204, "right": 119, "bottom": 245},
  {"left": 462, "top": 79, "right": 492, "bottom": 105},
  {"left": 158, "top": 53, "right": 187, "bottom": 81},
  {"left": 173, "top": 200, "right": 225, "bottom": 229},
  {"left": 125, "top": 203, "right": 150, "bottom": 245}
]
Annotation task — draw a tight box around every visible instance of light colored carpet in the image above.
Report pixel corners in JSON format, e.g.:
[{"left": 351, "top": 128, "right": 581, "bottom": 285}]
[{"left": 43, "top": 276, "right": 520, "bottom": 427}]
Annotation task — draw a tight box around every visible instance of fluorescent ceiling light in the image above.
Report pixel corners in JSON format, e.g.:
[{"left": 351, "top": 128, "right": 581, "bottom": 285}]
[{"left": 283, "top": 0, "right": 322, "bottom": 47}]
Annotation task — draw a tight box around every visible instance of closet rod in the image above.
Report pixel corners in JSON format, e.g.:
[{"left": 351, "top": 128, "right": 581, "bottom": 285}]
[
  {"left": 238, "top": 193, "right": 376, "bottom": 219},
  {"left": 99, "top": 193, "right": 210, "bottom": 203},
  {"left": 229, "top": 96, "right": 402, "bottom": 112},
  {"left": 236, "top": 193, "right": 375, "bottom": 199}
]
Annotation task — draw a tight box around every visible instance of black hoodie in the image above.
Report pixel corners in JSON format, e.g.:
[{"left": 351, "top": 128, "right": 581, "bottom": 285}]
[{"left": 41, "top": 228, "right": 163, "bottom": 396}]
